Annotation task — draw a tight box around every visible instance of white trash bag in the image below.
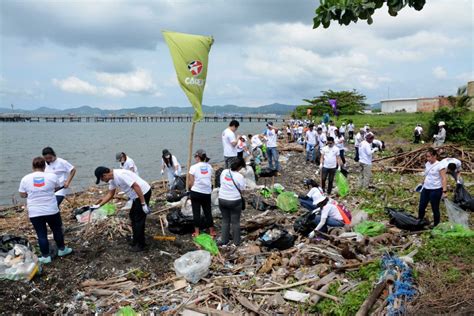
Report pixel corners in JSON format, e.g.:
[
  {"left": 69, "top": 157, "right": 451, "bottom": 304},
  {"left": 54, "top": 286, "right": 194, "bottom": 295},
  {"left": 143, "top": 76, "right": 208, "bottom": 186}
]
[
  {"left": 174, "top": 250, "right": 211, "bottom": 283},
  {"left": 445, "top": 199, "right": 469, "bottom": 228},
  {"left": 0, "top": 244, "right": 39, "bottom": 281}
]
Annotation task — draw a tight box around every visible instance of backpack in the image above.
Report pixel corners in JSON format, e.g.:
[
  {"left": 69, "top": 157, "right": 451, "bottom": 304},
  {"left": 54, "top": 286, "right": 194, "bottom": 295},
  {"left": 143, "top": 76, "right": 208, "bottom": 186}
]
[{"left": 332, "top": 201, "right": 352, "bottom": 225}]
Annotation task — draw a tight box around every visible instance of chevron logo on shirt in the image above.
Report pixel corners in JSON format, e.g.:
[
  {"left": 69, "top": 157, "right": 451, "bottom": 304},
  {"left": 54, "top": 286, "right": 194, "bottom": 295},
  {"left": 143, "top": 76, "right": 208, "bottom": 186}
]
[
  {"left": 33, "top": 177, "right": 45, "bottom": 187},
  {"left": 200, "top": 166, "right": 209, "bottom": 174},
  {"left": 224, "top": 172, "right": 232, "bottom": 181}
]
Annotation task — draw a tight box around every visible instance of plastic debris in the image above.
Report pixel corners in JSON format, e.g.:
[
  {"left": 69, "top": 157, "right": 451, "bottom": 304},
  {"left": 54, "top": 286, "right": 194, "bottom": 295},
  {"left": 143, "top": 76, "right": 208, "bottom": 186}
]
[
  {"left": 354, "top": 221, "right": 386, "bottom": 237},
  {"left": 0, "top": 244, "right": 39, "bottom": 281},
  {"left": 276, "top": 192, "right": 299, "bottom": 213},
  {"left": 193, "top": 233, "right": 219, "bottom": 256},
  {"left": 174, "top": 250, "right": 211, "bottom": 284},
  {"left": 431, "top": 222, "right": 474, "bottom": 238},
  {"left": 335, "top": 170, "right": 349, "bottom": 197}
]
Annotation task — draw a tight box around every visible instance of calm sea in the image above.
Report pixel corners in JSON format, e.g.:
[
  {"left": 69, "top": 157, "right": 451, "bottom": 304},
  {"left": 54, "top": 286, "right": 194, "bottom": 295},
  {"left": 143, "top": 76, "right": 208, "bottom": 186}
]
[{"left": 0, "top": 122, "right": 266, "bottom": 206}]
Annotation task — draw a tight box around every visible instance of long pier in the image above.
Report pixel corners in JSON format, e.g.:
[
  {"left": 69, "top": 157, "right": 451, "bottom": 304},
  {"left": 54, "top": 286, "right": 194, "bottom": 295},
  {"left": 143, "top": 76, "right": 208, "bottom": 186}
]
[{"left": 0, "top": 114, "right": 286, "bottom": 123}]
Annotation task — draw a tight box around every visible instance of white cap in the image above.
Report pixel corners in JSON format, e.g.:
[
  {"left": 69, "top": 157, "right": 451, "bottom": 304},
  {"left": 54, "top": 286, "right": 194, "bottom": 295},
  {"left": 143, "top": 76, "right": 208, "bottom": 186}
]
[
  {"left": 438, "top": 121, "right": 445, "bottom": 126},
  {"left": 314, "top": 194, "right": 327, "bottom": 205}
]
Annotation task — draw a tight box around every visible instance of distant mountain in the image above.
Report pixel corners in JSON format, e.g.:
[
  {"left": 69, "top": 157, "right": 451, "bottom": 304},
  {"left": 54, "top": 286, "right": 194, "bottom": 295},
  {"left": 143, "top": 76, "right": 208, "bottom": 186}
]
[{"left": 0, "top": 103, "right": 296, "bottom": 116}]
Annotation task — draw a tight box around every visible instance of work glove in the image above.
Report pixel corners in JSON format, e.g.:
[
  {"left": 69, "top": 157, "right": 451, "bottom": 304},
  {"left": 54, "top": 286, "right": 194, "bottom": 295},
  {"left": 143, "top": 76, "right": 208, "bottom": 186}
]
[
  {"left": 91, "top": 204, "right": 101, "bottom": 209},
  {"left": 142, "top": 204, "right": 151, "bottom": 215},
  {"left": 337, "top": 166, "right": 341, "bottom": 171},
  {"left": 161, "top": 170, "right": 164, "bottom": 175},
  {"left": 308, "top": 230, "right": 316, "bottom": 239},
  {"left": 373, "top": 147, "right": 379, "bottom": 152}
]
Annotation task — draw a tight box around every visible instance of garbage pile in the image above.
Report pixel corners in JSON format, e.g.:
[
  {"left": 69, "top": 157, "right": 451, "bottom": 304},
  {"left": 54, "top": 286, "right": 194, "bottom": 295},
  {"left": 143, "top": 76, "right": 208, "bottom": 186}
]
[{"left": 0, "top": 236, "right": 39, "bottom": 282}]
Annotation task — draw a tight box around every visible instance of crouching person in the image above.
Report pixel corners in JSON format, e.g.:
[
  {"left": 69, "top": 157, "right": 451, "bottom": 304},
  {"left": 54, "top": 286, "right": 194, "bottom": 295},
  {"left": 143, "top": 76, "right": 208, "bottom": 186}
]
[
  {"left": 299, "top": 179, "right": 325, "bottom": 211},
  {"left": 308, "top": 196, "right": 347, "bottom": 236},
  {"left": 94, "top": 167, "right": 152, "bottom": 252},
  {"left": 19, "top": 157, "right": 73, "bottom": 264}
]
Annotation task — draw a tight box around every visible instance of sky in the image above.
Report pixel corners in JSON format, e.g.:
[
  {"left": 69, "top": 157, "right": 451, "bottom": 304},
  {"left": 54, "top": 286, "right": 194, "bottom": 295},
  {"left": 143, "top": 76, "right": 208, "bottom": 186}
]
[{"left": 0, "top": 0, "right": 472, "bottom": 110}]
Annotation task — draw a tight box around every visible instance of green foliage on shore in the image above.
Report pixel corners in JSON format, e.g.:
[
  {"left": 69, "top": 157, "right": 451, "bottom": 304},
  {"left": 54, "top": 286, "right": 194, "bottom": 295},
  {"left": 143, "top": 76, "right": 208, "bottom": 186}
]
[
  {"left": 428, "top": 107, "right": 474, "bottom": 143},
  {"left": 293, "top": 90, "right": 367, "bottom": 117}
]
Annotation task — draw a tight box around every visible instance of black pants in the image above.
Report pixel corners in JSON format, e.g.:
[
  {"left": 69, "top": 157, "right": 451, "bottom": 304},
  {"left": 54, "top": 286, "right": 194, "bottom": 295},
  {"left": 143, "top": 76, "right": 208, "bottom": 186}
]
[
  {"left": 339, "top": 150, "right": 346, "bottom": 165},
  {"left": 354, "top": 147, "right": 359, "bottom": 162},
  {"left": 418, "top": 188, "right": 442, "bottom": 226},
  {"left": 349, "top": 131, "right": 354, "bottom": 140},
  {"left": 414, "top": 134, "right": 421, "bottom": 143},
  {"left": 56, "top": 195, "right": 65, "bottom": 207},
  {"left": 237, "top": 151, "right": 243, "bottom": 158},
  {"left": 321, "top": 167, "right": 337, "bottom": 194},
  {"left": 219, "top": 198, "right": 242, "bottom": 245},
  {"left": 190, "top": 191, "right": 213, "bottom": 229},
  {"left": 30, "top": 212, "right": 65, "bottom": 257},
  {"left": 129, "top": 189, "right": 152, "bottom": 248}
]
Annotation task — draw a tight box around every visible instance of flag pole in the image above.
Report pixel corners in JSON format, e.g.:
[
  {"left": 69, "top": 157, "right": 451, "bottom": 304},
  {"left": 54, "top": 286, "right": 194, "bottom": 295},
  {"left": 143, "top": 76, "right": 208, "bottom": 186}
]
[{"left": 185, "top": 121, "right": 196, "bottom": 191}]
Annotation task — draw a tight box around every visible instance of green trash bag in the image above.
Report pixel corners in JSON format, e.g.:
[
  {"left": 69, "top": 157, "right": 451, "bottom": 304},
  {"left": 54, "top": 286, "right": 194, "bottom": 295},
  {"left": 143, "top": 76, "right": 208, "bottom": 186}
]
[
  {"left": 262, "top": 144, "right": 267, "bottom": 154},
  {"left": 99, "top": 203, "right": 116, "bottom": 216},
  {"left": 116, "top": 306, "right": 137, "bottom": 316},
  {"left": 260, "top": 187, "right": 272, "bottom": 198},
  {"left": 335, "top": 170, "right": 349, "bottom": 197},
  {"left": 276, "top": 192, "right": 299, "bottom": 213},
  {"left": 272, "top": 183, "right": 285, "bottom": 195},
  {"left": 193, "top": 233, "right": 219, "bottom": 255},
  {"left": 354, "top": 221, "right": 386, "bottom": 237},
  {"left": 431, "top": 222, "right": 474, "bottom": 238}
]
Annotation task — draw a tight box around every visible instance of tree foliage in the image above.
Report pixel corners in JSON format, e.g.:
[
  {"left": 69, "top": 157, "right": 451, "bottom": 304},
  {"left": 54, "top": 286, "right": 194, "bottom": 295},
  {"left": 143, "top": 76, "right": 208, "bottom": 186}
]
[
  {"left": 293, "top": 89, "right": 367, "bottom": 118},
  {"left": 313, "top": 0, "right": 426, "bottom": 29},
  {"left": 429, "top": 107, "right": 473, "bottom": 143}
]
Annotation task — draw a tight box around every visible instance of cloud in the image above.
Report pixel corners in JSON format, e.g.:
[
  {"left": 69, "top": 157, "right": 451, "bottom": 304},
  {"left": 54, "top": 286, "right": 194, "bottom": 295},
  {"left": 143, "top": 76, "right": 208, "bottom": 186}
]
[
  {"left": 432, "top": 66, "right": 448, "bottom": 79},
  {"left": 96, "top": 69, "right": 157, "bottom": 94},
  {"left": 88, "top": 55, "right": 134, "bottom": 73},
  {"left": 52, "top": 76, "right": 98, "bottom": 95}
]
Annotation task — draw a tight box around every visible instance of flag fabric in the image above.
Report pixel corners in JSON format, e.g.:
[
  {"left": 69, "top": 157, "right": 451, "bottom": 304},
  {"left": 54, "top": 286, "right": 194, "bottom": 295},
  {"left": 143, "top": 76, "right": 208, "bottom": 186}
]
[{"left": 162, "top": 31, "right": 214, "bottom": 122}]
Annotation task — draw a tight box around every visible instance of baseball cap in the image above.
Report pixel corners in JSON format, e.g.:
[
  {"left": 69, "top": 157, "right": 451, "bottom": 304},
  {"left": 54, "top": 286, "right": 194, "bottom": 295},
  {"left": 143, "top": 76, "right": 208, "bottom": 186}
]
[
  {"left": 94, "top": 166, "right": 109, "bottom": 184},
  {"left": 267, "top": 122, "right": 274, "bottom": 127}
]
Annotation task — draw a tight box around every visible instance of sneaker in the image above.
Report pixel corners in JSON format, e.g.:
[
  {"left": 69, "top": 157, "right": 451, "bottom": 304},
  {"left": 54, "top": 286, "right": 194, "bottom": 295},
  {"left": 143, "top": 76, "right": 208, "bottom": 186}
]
[
  {"left": 58, "top": 247, "right": 73, "bottom": 257},
  {"left": 38, "top": 256, "right": 52, "bottom": 264}
]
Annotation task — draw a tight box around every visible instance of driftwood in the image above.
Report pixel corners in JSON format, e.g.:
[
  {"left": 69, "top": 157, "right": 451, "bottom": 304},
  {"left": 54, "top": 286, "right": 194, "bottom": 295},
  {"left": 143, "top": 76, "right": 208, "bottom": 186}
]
[
  {"left": 256, "top": 277, "right": 319, "bottom": 292},
  {"left": 355, "top": 278, "right": 388, "bottom": 316},
  {"left": 303, "top": 286, "right": 340, "bottom": 302}
]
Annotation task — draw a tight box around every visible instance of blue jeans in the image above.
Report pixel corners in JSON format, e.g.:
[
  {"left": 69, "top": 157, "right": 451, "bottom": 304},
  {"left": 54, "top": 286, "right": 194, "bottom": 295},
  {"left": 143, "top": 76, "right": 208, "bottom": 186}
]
[
  {"left": 418, "top": 187, "right": 442, "bottom": 226},
  {"left": 30, "top": 212, "right": 65, "bottom": 257},
  {"left": 306, "top": 144, "right": 316, "bottom": 162},
  {"left": 313, "top": 215, "right": 344, "bottom": 233},
  {"left": 267, "top": 147, "right": 280, "bottom": 171},
  {"left": 299, "top": 198, "right": 316, "bottom": 211}
]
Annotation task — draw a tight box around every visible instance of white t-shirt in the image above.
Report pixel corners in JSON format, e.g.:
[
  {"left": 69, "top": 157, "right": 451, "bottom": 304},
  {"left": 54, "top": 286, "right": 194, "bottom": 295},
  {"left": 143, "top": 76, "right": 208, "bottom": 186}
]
[
  {"left": 306, "top": 129, "right": 317, "bottom": 145},
  {"left": 265, "top": 128, "right": 278, "bottom": 148},
  {"left": 335, "top": 136, "right": 345, "bottom": 150},
  {"left": 321, "top": 202, "right": 343, "bottom": 221},
  {"left": 218, "top": 169, "right": 246, "bottom": 201},
  {"left": 372, "top": 139, "right": 383, "bottom": 149},
  {"left": 162, "top": 155, "right": 181, "bottom": 172},
  {"left": 19, "top": 171, "right": 60, "bottom": 218},
  {"left": 339, "top": 125, "right": 346, "bottom": 133},
  {"left": 251, "top": 135, "right": 263, "bottom": 149},
  {"left": 348, "top": 123, "right": 354, "bottom": 132},
  {"left": 109, "top": 169, "right": 151, "bottom": 200},
  {"left": 415, "top": 126, "right": 423, "bottom": 135},
  {"left": 45, "top": 157, "right": 74, "bottom": 196},
  {"left": 328, "top": 125, "right": 337, "bottom": 138},
  {"left": 359, "top": 141, "right": 374, "bottom": 165},
  {"left": 317, "top": 133, "right": 327, "bottom": 151},
  {"left": 189, "top": 162, "right": 213, "bottom": 194},
  {"left": 222, "top": 128, "right": 238, "bottom": 157},
  {"left": 440, "top": 158, "right": 462, "bottom": 172},
  {"left": 121, "top": 157, "right": 139, "bottom": 175},
  {"left": 423, "top": 161, "right": 444, "bottom": 189},
  {"left": 354, "top": 132, "right": 364, "bottom": 147},
  {"left": 297, "top": 126, "right": 304, "bottom": 134},
  {"left": 307, "top": 187, "right": 325, "bottom": 205},
  {"left": 321, "top": 145, "right": 340, "bottom": 168}
]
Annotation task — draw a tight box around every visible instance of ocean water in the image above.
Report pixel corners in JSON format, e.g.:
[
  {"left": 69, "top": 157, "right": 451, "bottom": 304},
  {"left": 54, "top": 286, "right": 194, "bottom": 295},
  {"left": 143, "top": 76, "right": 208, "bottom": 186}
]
[{"left": 0, "top": 122, "right": 265, "bottom": 206}]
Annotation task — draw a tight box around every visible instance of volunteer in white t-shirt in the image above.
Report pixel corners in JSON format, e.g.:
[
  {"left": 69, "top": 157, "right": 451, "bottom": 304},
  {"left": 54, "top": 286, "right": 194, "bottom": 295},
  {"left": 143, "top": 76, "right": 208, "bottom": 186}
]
[
  {"left": 320, "top": 137, "right": 343, "bottom": 195},
  {"left": 218, "top": 157, "right": 246, "bottom": 246},
  {"left": 188, "top": 149, "right": 215, "bottom": 238},
  {"left": 94, "top": 167, "right": 152, "bottom": 252},
  {"left": 116, "top": 152, "right": 139, "bottom": 175},
  {"left": 347, "top": 121, "right": 355, "bottom": 140},
  {"left": 19, "top": 157, "right": 73, "bottom": 264},
  {"left": 358, "top": 133, "right": 378, "bottom": 188},
  {"left": 42, "top": 147, "right": 76, "bottom": 207},
  {"left": 161, "top": 149, "right": 182, "bottom": 189},
  {"left": 222, "top": 120, "right": 240, "bottom": 168},
  {"left": 440, "top": 157, "right": 462, "bottom": 181},
  {"left": 354, "top": 128, "right": 366, "bottom": 162},
  {"left": 327, "top": 121, "right": 337, "bottom": 139},
  {"left": 414, "top": 124, "right": 423, "bottom": 144},
  {"left": 334, "top": 129, "right": 346, "bottom": 166},
  {"left": 305, "top": 124, "right": 317, "bottom": 163},
  {"left": 299, "top": 179, "right": 325, "bottom": 211},
  {"left": 418, "top": 148, "right": 447, "bottom": 227},
  {"left": 264, "top": 122, "right": 280, "bottom": 171},
  {"left": 308, "top": 196, "right": 345, "bottom": 236}
]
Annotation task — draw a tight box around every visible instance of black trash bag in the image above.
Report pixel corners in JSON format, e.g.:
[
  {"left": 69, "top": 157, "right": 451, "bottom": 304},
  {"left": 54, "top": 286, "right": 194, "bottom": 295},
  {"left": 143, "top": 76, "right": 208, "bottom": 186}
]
[
  {"left": 166, "top": 190, "right": 186, "bottom": 203},
  {"left": 259, "top": 225, "right": 295, "bottom": 250},
  {"left": 166, "top": 209, "right": 195, "bottom": 235},
  {"left": 251, "top": 196, "right": 271, "bottom": 212},
  {"left": 0, "top": 235, "right": 31, "bottom": 252},
  {"left": 73, "top": 205, "right": 92, "bottom": 217},
  {"left": 258, "top": 167, "right": 278, "bottom": 178},
  {"left": 340, "top": 168, "right": 349, "bottom": 178},
  {"left": 215, "top": 168, "right": 224, "bottom": 188},
  {"left": 294, "top": 212, "right": 317, "bottom": 236},
  {"left": 170, "top": 175, "right": 186, "bottom": 191},
  {"left": 454, "top": 183, "right": 474, "bottom": 211},
  {"left": 386, "top": 207, "right": 429, "bottom": 231}
]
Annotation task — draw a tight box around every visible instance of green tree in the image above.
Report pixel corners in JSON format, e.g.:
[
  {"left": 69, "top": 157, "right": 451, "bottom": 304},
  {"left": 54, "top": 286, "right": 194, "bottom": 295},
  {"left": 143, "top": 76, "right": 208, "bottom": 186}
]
[
  {"left": 293, "top": 89, "right": 367, "bottom": 118},
  {"left": 313, "top": 0, "right": 426, "bottom": 29}
]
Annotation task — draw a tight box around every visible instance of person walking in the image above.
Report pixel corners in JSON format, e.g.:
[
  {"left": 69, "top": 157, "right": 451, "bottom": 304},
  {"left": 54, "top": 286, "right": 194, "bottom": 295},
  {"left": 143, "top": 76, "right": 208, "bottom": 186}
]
[
  {"left": 305, "top": 124, "right": 317, "bottom": 163},
  {"left": 116, "top": 152, "right": 139, "bottom": 175},
  {"left": 418, "top": 148, "right": 447, "bottom": 228},
  {"left": 433, "top": 121, "right": 446, "bottom": 146},
  {"left": 347, "top": 121, "right": 355, "bottom": 141},
  {"left": 354, "top": 128, "right": 366, "bottom": 162},
  {"left": 94, "top": 167, "right": 152, "bottom": 252},
  {"left": 188, "top": 149, "right": 215, "bottom": 238},
  {"left": 327, "top": 121, "right": 337, "bottom": 139},
  {"left": 414, "top": 124, "right": 423, "bottom": 144},
  {"left": 222, "top": 120, "right": 240, "bottom": 168},
  {"left": 19, "top": 157, "right": 73, "bottom": 264},
  {"left": 358, "top": 133, "right": 378, "bottom": 188},
  {"left": 334, "top": 129, "right": 346, "bottom": 166},
  {"left": 320, "top": 137, "right": 343, "bottom": 195},
  {"left": 339, "top": 123, "right": 347, "bottom": 139},
  {"left": 42, "top": 147, "right": 76, "bottom": 207},
  {"left": 161, "top": 149, "right": 182, "bottom": 189},
  {"left": 264, "top": 122, "right": 280, "bottom": 171},
  {"left": 286, "top": 125, "right": 292, "bottom": 142},
  {"left": 218, "top": 157, "right": 246, "bottom": 246},
  {"left": 315, "top": 127, "right": 327, "bottom": 164}
]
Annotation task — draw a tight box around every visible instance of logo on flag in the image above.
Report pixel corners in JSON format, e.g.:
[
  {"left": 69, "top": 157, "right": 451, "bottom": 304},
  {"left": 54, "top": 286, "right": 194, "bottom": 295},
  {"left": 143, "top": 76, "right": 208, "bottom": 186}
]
[
  {"left": 33, "top": 177, "right": 45, "bottom": 187},
  {"left": 224, "top": 172, "right": 232, "bottom": 182},
  {"left": 187, "top": 60, "right": 203, "bottom": 76},
  {"left": 200, "top": 166, "right": 209, "bottom": 175}
]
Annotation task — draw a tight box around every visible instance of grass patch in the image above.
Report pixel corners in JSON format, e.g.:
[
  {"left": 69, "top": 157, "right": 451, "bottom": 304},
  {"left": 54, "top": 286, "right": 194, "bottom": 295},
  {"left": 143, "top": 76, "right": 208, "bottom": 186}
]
[{"left": 415, "top": 234, "right": 474, "bottom": 264}]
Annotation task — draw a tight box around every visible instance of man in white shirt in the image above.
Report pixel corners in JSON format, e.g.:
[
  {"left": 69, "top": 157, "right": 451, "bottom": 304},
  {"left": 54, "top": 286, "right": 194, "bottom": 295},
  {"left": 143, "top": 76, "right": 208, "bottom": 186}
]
[
  {"left": 222, "top": 120, "right": 240, "bottom": 168},
  {"left": 297, "top": 125, "right": 304, "bottom": 139},
  {"left": 354, "top": 128, "right": 366, "bottom": 162},
  {"left": 320, "top": 137, "right": 343, "bottom": 195},
  {"left": 347, "top": 121, "right": 355, "bottom": 140},
  {"left": 94, "top": 167, "right": 152, "bottom": 252},
  {"left": 327, "top": 121, "right": 337, "bottom": 139},
  {"left": 264, "top": 122, "right": 280, "bottom": 171},
  {"left": 414, "top": 124, "right": 423, "bottom": 144},
  {"left": 305, "top": 124, "right": 317, "bottom": 162},
  {"left": 315, "top": 127, "right": 327, "bottom": 163},
  {"left": 440, "top": 157, "right": 462, "bottom": 181},
  {"left": 116, "top": 152, "right": 139, "bottom": 175},
  {"left": 433, "top": 121, "right": 446, "bottom": 147},
  {"left": 358, "top": 133, "right": 378, "bottom": 188},
  {"left": 339, "top": 123, "right": 346, "bottom": 138}
]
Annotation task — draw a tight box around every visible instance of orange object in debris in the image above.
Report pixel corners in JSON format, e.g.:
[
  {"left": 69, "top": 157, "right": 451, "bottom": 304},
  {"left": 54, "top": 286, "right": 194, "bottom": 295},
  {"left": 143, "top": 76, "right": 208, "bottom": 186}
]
[{"left": 153, "top": 235, "right": 176, "bottom": 241}]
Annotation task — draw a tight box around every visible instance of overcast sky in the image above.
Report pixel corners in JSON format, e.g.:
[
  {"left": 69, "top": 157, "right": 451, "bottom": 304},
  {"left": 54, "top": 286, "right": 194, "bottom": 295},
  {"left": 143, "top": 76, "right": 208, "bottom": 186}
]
[{"left": 0, "top": 0, "right": 472, "bottom": 110}]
